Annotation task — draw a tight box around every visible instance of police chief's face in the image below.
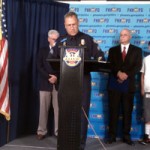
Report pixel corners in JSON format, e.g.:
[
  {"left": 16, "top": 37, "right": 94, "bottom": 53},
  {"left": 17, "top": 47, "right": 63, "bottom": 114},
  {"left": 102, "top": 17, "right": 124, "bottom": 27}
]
[{"left": 64, "top": 15, "right": 79, "bottom": 36}]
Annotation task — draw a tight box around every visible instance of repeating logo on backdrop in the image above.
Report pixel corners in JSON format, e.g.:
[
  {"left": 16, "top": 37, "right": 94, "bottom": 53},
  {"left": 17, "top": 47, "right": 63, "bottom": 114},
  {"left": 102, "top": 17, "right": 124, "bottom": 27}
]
[{"left": 63, "top": 48, "right": 81, "bottom": 67}]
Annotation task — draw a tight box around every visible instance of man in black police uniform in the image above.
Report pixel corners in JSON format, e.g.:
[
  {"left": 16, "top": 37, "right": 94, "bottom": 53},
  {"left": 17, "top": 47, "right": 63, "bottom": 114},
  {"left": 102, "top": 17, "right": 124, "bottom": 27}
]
[{"left": 53, "top": 11, "right": 105, "bottom": 150}]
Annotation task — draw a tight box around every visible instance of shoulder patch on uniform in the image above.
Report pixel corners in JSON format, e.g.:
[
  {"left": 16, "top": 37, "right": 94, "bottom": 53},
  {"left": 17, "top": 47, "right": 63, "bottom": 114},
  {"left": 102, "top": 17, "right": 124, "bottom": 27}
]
[
  {"left": 60, "top": 38, "right": 67, "bottom": 43},
  {"left": 93, "top": 39, "right": 97, "bottom": 44}
]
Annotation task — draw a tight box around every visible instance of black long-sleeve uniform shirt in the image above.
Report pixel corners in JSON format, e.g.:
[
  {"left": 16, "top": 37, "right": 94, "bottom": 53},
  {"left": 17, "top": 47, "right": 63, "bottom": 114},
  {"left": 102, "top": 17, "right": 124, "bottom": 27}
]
[{"left": 53, "top": 31, "right": 105, "bottom": 62}]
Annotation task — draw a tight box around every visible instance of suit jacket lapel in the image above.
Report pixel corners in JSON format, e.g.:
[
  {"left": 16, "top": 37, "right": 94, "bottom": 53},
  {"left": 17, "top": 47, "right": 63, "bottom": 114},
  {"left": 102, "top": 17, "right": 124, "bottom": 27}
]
[
  {"left": 124, "top": 44, "right": 132, "bottom": 62},
  {"left": 118, "top": 45, "right": 123, "bottom": 63}
]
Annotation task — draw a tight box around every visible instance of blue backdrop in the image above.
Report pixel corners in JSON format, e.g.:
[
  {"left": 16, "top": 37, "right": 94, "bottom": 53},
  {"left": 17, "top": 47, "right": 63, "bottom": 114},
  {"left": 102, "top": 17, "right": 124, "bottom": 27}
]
[{"left": 69, "top": 3, "right": 150, "bottom": 140}]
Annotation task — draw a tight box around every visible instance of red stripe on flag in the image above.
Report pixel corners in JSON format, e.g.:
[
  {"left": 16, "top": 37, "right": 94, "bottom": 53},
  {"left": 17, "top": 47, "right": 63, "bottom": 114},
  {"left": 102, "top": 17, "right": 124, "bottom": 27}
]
[
  {"left": 5, "top": 99, "right": 10, "bottom": 114},
  {"left": 0, "top": 38, "right": 5, "bottom": 55},
  {"left": 0, "top": 44, "right": 8, "bottom": 83},
  {"left": 0, "top": 75, "right": 8, "bottom": 107}
]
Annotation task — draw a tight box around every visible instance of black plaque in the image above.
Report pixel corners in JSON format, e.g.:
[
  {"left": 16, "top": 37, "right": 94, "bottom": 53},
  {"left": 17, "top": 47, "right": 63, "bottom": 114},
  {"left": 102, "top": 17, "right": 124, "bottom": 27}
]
[{"left": 58, "top": 46, "right": 84, "bottom": 150}]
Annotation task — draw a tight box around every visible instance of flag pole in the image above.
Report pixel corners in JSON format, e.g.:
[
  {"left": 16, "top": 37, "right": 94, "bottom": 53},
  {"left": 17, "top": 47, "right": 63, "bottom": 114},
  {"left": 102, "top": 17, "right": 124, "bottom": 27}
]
[{"left": 7, "top": 121, "right": 10, "bottom": 143}]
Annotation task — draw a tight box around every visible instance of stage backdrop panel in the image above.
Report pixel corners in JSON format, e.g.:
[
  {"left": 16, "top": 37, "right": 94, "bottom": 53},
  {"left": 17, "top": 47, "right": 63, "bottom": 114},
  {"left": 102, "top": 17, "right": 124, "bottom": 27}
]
[{"left": 69, "top": 3, "right": 150, "bottom": 140}]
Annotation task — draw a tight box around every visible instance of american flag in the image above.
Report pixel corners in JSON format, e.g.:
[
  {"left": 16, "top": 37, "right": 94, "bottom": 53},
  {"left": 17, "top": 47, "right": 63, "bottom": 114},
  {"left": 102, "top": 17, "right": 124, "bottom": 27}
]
[{"left": 0, "top": 0, "right": 10, "bottom": 121}]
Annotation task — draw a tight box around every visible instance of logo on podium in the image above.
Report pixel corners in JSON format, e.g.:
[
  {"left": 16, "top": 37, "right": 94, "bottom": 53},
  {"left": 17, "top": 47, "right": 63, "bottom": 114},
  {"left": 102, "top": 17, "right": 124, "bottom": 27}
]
[{"left": 63, "top": 48, "right": 81, "bottom": 67}]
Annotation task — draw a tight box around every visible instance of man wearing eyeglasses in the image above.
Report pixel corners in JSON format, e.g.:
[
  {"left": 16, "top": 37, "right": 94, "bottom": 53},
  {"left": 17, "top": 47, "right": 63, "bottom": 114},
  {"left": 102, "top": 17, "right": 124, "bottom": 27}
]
[
  {"left": 37, "top": 30, "right": 60, "bottom": 140},
  {"left": 52, "top": 11, "right": 105, "bottom": 150}
]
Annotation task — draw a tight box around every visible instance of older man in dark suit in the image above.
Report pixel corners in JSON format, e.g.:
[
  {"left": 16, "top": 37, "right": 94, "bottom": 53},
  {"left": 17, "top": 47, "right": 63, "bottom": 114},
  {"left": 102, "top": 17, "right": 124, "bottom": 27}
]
[
  {"left": 107, "top": 29, "right": 142, "bottom": 145},
  {"left": 37, "top": 30, "right": 59, "bottom": 140}
]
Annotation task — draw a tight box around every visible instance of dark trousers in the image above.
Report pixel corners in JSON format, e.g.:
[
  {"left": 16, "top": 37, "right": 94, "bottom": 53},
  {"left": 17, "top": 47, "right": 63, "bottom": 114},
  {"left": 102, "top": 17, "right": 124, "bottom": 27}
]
[
  {"left": 108, "top": 90, "right": 134, "bottom": 140},
  {"left": 80, "top": 74, "right": 91, "bottom": 149}
]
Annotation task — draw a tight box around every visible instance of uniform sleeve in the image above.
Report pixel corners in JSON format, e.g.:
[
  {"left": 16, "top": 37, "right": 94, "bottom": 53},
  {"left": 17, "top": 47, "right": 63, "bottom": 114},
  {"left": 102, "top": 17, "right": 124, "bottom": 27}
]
[{"left": 90, "top": 37, "right": 105, "bottom": 61}]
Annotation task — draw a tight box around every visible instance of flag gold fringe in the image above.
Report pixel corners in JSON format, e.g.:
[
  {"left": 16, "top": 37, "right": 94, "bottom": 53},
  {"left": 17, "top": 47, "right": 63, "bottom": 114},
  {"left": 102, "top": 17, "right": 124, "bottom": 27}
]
[{"left": 0, "top": 110, "right": 10, "bottom": 121}]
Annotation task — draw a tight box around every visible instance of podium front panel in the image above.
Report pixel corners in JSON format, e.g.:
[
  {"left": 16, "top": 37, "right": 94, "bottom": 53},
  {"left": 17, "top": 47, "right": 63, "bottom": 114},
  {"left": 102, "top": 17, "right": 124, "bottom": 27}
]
[{"left": 57, "top": 46, "right": 84, "bottom": 150}]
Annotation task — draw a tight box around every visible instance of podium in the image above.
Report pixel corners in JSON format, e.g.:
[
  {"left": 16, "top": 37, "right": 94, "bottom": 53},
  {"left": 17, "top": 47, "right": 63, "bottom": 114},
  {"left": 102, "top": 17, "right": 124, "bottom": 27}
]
[
  {"left": 47, "top": 46, "right": 110, "bottom": 150},
  {"left": 47, "top": 59, "right": 111, "bottom": 73}
]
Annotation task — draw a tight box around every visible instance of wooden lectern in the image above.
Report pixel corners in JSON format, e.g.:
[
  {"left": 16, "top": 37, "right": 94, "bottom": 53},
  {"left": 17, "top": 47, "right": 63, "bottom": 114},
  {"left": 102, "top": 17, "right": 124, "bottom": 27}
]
[{"left": 47, "top": 46, "right": 110, "bottom": 150}]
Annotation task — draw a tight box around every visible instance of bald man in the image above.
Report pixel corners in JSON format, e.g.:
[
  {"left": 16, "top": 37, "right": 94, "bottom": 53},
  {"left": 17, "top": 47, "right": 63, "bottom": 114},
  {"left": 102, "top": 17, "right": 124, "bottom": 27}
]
[{"left": 107, "top": 29, "right": 142, "bottom": 145}]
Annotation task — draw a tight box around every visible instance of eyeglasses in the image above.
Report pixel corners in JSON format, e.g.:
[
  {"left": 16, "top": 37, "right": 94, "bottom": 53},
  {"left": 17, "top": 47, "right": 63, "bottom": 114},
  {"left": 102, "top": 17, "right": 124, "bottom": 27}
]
[
  {"left": 49, "top": 37, "right": 57, "bottom": 41},
  {"left": 65, "top": 24, "right": 77, "bottom": 28},
  {"left": 48, "top": 36, "right": 57, "bottom": 41}
]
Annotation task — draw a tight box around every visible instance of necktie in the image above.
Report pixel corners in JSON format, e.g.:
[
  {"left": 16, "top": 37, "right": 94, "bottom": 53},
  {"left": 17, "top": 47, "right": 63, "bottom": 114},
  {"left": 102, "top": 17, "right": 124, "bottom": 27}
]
[
  {"left": 50, "top": 48, "right": 53, "bottom": 54},
  {"left": 122, "top": 46, "right": 126, "bottom": 61}
]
